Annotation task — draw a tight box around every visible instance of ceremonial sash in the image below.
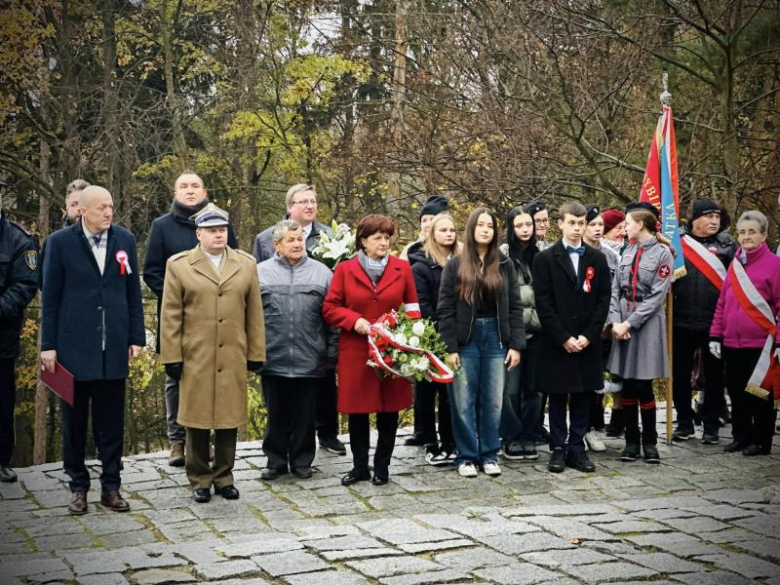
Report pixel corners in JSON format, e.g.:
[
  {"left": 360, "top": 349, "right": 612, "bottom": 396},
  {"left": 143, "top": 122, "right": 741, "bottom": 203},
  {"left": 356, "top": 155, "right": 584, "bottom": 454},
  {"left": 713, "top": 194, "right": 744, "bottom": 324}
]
[
  {"left": 681, "top": 235, "right": 727, "bottom": 290},
  {"left": 728, "top": 260, "right": 780, "bottom": 405}
]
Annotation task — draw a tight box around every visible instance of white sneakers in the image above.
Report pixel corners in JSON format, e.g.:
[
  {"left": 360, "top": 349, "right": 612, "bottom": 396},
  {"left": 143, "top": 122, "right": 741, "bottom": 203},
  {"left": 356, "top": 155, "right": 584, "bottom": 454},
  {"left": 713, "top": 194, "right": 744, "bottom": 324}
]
[
  {"left": 584, "top": 429, "right": 607, "bottom": 452},
  {"left": 457, "top": 462, "right": 501, "bottom": 477},
  {"left": 482, "top": 462, "right": 502, "bottom": 476}
]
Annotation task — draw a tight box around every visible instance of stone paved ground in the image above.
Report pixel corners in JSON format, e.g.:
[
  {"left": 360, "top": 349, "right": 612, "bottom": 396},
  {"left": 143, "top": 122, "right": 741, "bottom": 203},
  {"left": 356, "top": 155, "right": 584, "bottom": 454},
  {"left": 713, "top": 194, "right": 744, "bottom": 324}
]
[{"left": 2, "top": 406, "right": 780, "bottom": 585}]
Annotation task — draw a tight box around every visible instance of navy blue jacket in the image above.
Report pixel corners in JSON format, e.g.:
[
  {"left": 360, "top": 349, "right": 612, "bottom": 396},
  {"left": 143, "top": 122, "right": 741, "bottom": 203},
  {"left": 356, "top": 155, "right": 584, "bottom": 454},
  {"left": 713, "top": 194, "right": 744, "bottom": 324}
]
[
  {"left": 41, "top": 220, "right": 145, "bottom": 381},
  {"left": 0, "top": 213, "right": 39, "bottom": 359}
]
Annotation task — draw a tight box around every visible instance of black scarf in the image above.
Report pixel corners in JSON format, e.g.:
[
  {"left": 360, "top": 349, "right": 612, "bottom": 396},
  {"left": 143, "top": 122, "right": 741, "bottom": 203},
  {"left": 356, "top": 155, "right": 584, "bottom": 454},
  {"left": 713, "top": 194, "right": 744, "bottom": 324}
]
[{"left": 171, "top": 199, "right": 208, "bottom": 224}]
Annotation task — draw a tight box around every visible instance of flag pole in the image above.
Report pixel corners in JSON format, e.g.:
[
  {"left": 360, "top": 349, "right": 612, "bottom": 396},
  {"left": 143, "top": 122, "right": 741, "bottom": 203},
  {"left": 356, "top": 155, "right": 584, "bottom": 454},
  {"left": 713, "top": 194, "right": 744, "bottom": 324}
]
[{"left": 661, "top": 73, "right": 675, "bottom": 445}]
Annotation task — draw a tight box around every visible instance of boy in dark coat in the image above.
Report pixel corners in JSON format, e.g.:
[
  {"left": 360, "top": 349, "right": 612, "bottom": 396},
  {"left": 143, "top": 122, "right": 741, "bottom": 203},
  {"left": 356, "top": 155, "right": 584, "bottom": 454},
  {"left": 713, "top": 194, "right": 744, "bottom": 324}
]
[{"left": 532, "top": 202, "right": 611, "bottom": 473}]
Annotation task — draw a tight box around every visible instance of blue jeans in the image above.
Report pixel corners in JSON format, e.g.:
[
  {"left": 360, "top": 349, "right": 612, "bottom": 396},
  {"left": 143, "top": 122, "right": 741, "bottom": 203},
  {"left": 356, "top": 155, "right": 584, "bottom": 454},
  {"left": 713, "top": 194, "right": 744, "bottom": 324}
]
[
  {"left": 501, "top": 336, "right": 541, "bottom": 447},
  {"left": 449, "top": 318, "right": 505, "bottom": 466}
]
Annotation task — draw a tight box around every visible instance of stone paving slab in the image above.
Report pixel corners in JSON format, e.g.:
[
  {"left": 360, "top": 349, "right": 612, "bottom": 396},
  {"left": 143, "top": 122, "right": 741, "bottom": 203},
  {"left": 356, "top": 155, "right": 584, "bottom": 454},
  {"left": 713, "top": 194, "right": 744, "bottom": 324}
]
[{"left": 1, "top": 417, "right": 779, "bottom": 584}]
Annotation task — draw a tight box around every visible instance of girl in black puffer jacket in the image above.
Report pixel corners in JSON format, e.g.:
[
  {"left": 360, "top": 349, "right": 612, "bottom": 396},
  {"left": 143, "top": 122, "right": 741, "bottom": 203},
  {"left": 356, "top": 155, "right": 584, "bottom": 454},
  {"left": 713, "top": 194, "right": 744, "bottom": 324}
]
[
  {"left": 409, "top": 214, "right": 462, "bottom": 465},
  {"left": 500, "top": 207, "right": 543, "bottom": 460}
]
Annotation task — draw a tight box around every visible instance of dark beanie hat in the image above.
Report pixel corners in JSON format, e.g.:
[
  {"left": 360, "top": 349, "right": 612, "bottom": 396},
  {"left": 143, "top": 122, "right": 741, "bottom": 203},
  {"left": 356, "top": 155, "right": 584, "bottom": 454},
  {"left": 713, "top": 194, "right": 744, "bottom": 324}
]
[
  {"left": 691, "top": 198, "right": 720, "bottom": 221},
  {"left": 601, "top": 209, "right": 625, "bottom": 234},
  {"left": 524, "top": 200, "right": 547, "bottom": 217},
  {"left": 585, "top": 204, "right": 601, "bottom": 224},
  {"left": 626, "top": 201, "right": 660, "bottom": 220},
  {"left": 420, "top": 195, "right": 448, "bottom": 218}
]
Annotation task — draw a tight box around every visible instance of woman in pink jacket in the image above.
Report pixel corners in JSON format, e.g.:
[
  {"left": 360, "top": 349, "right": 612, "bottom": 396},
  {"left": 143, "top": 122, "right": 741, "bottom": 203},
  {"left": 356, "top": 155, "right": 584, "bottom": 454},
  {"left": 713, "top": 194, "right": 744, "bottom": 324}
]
[{"left": 709, "top": 210, "right": 780, "bottom": 456}]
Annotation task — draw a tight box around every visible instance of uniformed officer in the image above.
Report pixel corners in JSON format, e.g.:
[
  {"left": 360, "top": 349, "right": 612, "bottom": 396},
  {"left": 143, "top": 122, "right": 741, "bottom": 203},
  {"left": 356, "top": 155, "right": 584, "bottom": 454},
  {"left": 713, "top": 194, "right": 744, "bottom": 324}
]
[
  {"left": 161, "top": 204, "right": 266, "bottom": 503},
  {"left": 0, "top": 180, "right": 40, "bottom": 483},
  {"left": 144, "top": 171, "right": 238, "bottom": 467},
  {"left": 607, "top": 208, "right": 674, "bottom": 464}
]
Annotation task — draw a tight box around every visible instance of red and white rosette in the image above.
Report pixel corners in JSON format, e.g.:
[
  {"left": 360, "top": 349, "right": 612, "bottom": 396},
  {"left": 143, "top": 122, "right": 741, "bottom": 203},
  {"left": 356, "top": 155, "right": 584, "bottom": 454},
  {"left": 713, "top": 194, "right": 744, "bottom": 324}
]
[
  {"left": 115, "top": 250, "right": 132, "bottom": 275},
  {"left": 366, "top": 310, "right": 453, "bottom": 383},
  {"left": 583, "top": 266, "right": 595, "bottom": 293}
]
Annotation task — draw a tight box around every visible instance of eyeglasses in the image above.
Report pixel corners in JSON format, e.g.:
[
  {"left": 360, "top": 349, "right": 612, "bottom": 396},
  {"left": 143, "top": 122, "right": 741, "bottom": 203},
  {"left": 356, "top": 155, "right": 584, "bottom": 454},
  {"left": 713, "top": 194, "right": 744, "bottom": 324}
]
[
  {"left": 291, "top": 199, "right": 317, "bottom": 207},
  {"left": 534, "top": 218, "right": 550, "bottom": 225}
]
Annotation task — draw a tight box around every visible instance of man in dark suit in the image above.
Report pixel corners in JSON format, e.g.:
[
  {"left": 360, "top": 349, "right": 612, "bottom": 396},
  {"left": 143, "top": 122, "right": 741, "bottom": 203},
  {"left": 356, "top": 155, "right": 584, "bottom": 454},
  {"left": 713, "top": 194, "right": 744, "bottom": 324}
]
[
  {"left": 144, "top": 171, "right": 237, "bottom": 466},
  {"left": 532, "top": 202, "right": 611, "bottom": 474},
  {"left": 41, "top": 185, "right": 145, "bottom": 515}
]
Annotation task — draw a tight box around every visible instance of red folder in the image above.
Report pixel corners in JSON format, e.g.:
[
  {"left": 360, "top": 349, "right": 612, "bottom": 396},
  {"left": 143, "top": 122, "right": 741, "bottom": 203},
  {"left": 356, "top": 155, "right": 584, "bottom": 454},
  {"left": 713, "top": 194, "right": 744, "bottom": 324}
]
[{"left": 41, "top": 362, "right": 75, "bottom": 407}]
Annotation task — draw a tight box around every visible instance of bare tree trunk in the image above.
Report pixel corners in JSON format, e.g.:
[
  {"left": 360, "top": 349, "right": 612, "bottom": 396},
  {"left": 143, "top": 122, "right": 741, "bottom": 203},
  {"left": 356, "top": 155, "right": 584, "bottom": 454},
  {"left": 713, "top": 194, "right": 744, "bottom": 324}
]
[
  {"left": 34, "top": 137, "right": 51, "bottom": 465},
  {"left": 386, "top": 0, "right": 410, "bottom": 215},
  {"left": 162, "top": 0, "right": 188, "bottom": 163}
]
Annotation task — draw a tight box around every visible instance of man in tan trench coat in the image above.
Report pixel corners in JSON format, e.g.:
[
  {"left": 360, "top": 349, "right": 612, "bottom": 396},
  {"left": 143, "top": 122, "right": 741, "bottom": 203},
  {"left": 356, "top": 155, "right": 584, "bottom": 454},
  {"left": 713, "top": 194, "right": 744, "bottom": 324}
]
[{"left": 161, "top": 203, "right": 265, "bottom": 503}]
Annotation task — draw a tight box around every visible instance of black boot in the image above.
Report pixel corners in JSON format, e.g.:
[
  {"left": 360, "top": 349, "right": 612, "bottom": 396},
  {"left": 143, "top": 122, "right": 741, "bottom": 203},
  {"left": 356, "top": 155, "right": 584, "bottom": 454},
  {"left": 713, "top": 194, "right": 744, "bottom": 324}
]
[
  {"left": 623, "top": 403, "right": 640, "bottom": 446},
  {"left": 640, "top": 402, "right": 658, "bottom": 446}
]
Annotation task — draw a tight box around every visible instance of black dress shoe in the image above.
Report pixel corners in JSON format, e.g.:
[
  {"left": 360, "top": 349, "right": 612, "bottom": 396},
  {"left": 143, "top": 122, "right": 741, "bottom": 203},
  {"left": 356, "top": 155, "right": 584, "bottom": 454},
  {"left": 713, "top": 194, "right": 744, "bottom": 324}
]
[
  {"left": 192, "top": 488, "right": 211, "bottom": 503},
  {"left": 292, "top": 467, "right": 313, "bottom": 479},
  {"left": 261, "top": 468, "right": 287, "bottom": 480},
  {"left": 548, "top": 448, "right": 565, "bottom": 473},
  {"left": 0, "top": 465, "right": 17, "bottom": 483},
  {"left": 371, "top": 475, "right": 389, "bottom": 486},
  {"left": 566, "top": 452, "right": 595, "bottom": 473},
  {"left": 341, "top": 468, "right": 371, "bottom": 486},
  {"left": 215, "top": 485, "right": 240, "bottom": 499},
  {"left": 643, "top": 444, "right": 661, "bottom": 464},
  {"left": 743, "top": 444, "right": 770, "bottom": 457},
  {"left": 723, "top": 440, "right": 749, "bottom": 453}
]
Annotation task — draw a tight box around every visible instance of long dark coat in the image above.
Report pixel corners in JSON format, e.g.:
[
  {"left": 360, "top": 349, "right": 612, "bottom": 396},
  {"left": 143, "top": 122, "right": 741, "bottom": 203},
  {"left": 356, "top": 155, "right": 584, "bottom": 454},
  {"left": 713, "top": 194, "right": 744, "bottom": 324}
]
[
  {"left": 322, "top": 255, "right": 419, "bottom": 414},
  {"left": 532, "top": 240, "right": 611, "bottom": 394},
  {"left": 41, "top": 220, "right": 145, "bottom": 381}
]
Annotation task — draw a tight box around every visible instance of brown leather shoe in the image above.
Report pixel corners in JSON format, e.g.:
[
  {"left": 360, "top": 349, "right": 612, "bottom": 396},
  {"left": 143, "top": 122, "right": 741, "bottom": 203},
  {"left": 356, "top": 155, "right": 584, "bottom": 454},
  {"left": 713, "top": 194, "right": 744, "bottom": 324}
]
[
  {"left": 168, "top": 441, "right": 185, "bottom": 467},
  {"left": 101, "top": 490, "right": 130, "bottom": 512},
  {"left": 68, "top": 491, "right": 88, "bottom": 515}
]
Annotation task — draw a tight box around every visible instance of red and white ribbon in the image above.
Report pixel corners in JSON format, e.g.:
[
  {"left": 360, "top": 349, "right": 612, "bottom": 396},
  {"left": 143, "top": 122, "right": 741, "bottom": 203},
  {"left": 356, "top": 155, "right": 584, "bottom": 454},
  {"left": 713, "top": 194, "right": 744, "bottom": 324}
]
[
  {"left": 115, "top": 250, "right": 132, "bottom": 275},
  {"left": 729, "top": 260, "right": 780, "bottom": 404},
  {"left": 404, "top": 303, "right": 421, "bottom": 319},
  {"left": 366, "top": 311, "right": 453, "bottom": 383},
  {"left": 682, "top": 235, "right": 727, "bottom": 290}
]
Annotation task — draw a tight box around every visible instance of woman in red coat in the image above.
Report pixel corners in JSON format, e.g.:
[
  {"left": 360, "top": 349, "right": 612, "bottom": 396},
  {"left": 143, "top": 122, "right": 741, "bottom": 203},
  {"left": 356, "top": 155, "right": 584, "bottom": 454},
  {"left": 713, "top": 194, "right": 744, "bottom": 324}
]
[{"left": 323, "top": 215, "right": 420, "bottom": 486}]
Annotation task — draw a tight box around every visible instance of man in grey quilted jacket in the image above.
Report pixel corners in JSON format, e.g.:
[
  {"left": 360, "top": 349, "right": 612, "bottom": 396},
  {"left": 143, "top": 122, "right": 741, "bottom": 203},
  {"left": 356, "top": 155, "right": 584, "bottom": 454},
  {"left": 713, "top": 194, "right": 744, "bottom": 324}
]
[{"left": 256, "top": 220, "right": 338, "bottom": 480}]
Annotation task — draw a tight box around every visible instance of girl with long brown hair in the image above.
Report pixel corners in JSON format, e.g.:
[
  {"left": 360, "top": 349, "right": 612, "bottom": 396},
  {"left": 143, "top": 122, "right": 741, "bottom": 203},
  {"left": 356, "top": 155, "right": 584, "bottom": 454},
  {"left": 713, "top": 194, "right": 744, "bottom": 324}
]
[{"left": 437, "top": 208, "right": 525, "bottom": 478}]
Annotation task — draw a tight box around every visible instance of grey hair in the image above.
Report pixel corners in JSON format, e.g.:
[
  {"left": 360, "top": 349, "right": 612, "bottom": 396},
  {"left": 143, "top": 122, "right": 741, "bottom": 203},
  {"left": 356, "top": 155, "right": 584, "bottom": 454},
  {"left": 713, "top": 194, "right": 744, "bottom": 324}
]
[
  {"left": 285, "top": 183, "right": 317, "bottom": 207},
  {"left": 736, "top": 210, "right": 768, "bottom": 234},
  {"left": 271, "top": 219, "right": 302, "bottom": 242},
  {"left": 66, "top": 179, "right": 89, "bottom": 197}
]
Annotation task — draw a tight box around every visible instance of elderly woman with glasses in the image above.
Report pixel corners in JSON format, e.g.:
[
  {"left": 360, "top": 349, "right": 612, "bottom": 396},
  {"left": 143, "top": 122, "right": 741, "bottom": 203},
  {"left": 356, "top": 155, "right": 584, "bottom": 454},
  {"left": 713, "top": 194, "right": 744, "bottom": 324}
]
[{"left": 710, "top": 210, "right": 780, "bottom": 456}]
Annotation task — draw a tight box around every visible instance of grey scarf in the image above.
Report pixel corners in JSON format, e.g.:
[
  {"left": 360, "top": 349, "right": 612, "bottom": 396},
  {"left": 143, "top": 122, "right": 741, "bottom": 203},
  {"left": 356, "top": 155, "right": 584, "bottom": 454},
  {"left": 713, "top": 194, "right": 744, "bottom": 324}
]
[{"left": 358, "top": 249, "right": 388, "bottom": 287}]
